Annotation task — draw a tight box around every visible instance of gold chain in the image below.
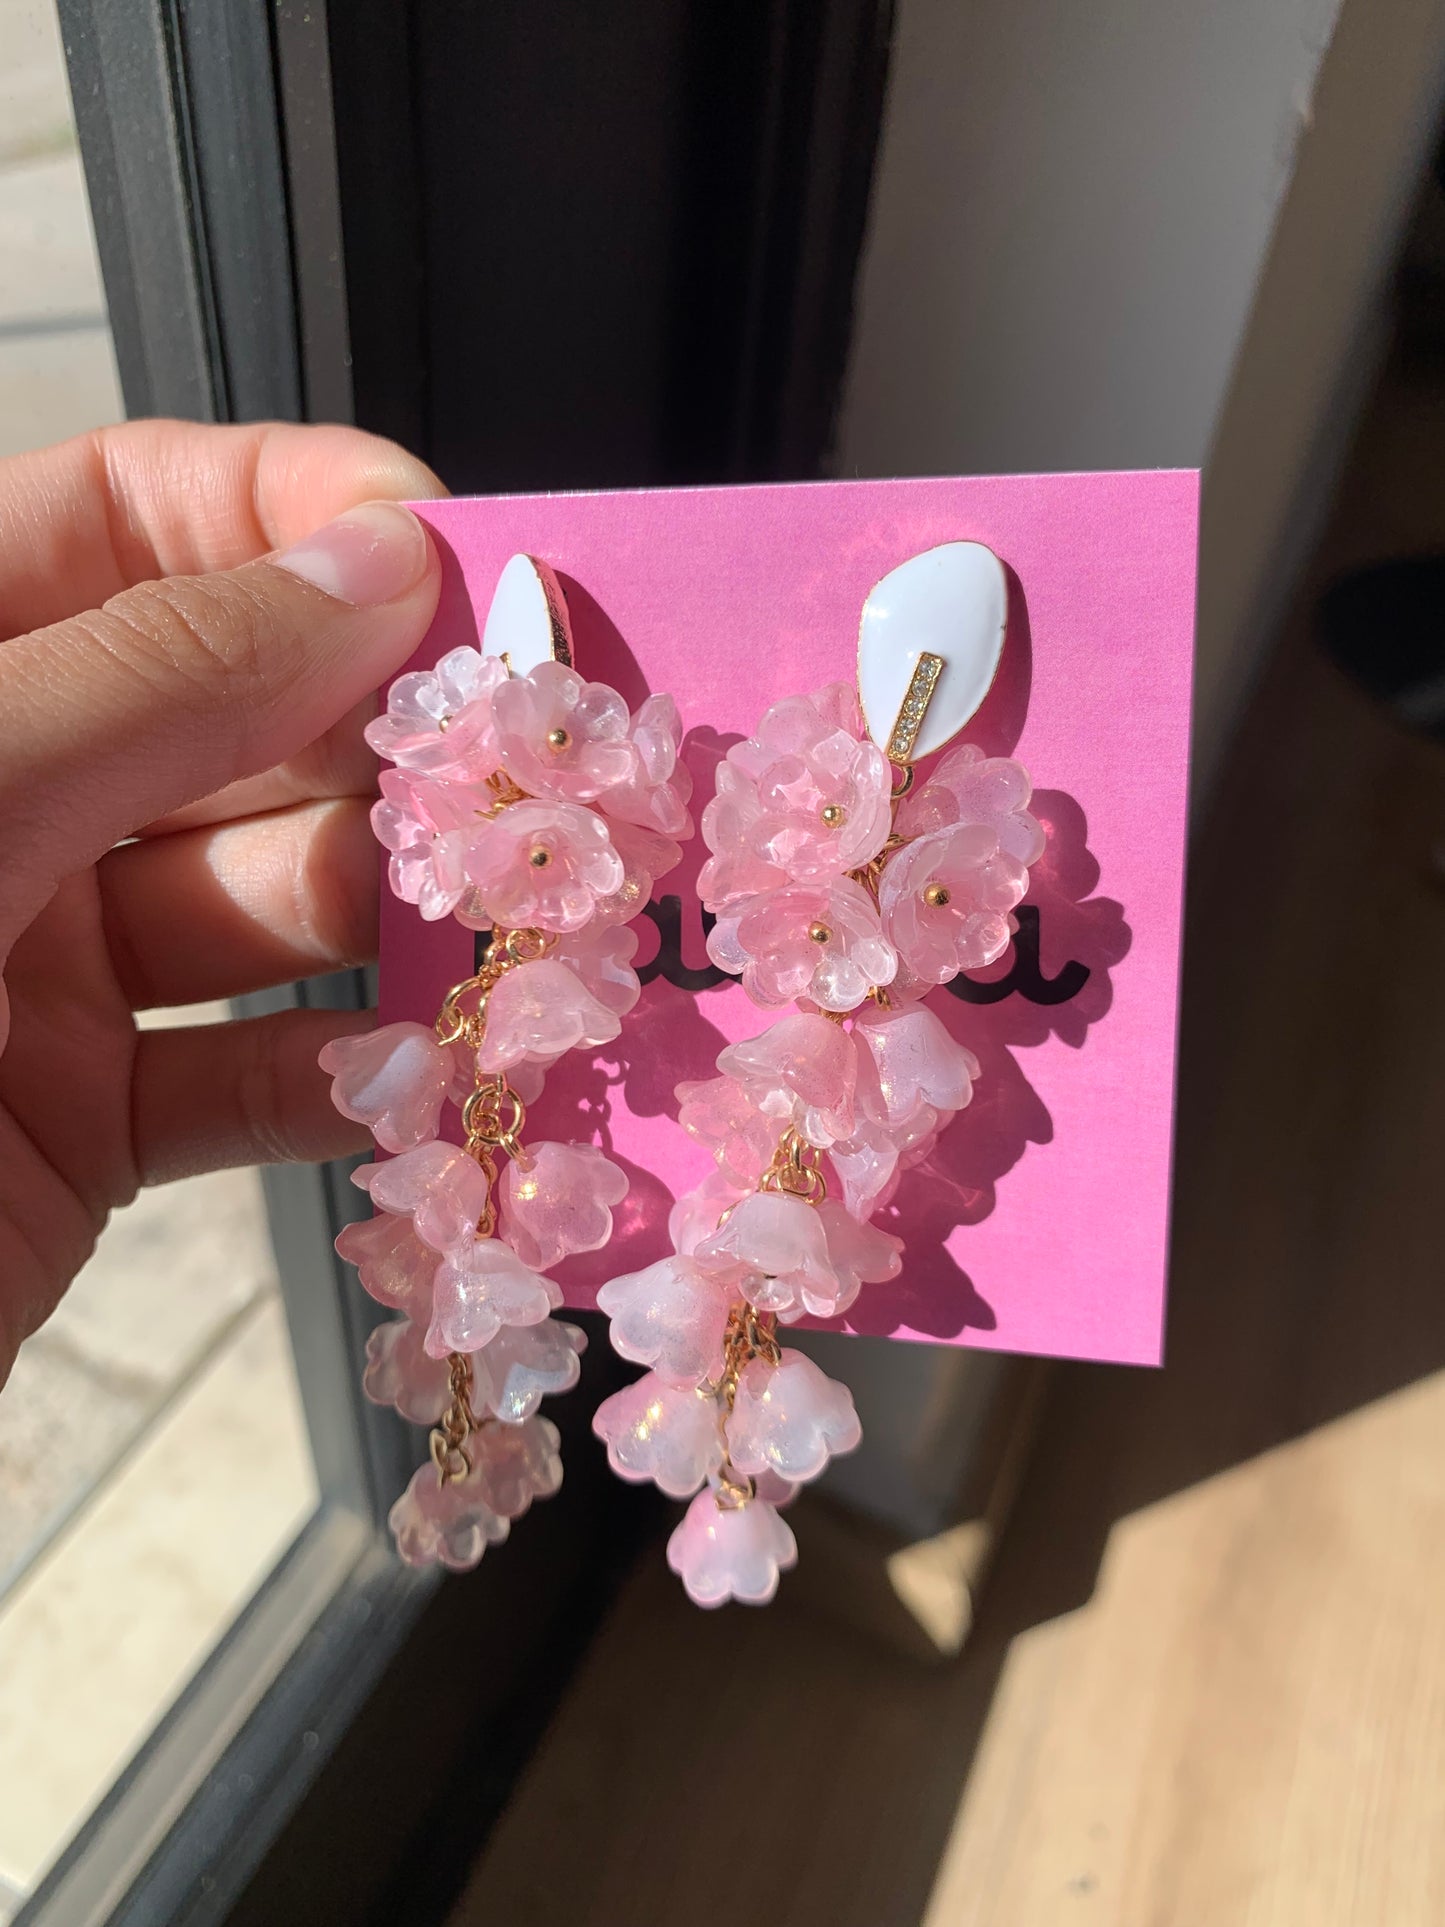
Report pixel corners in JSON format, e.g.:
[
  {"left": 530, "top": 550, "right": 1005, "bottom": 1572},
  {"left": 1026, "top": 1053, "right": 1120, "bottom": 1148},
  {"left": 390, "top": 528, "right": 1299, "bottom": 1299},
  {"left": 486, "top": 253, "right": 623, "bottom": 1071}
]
[
  {"left": 756, "top": 1126, "right": 826, "bottom": 1204},
  {"left": 703, "top": 1303, "right": 783, "bottom": 1510},
  {"left": 428, "top": 924, "right": 550, "bottom": 1483},
  {"left": 431, "top": 1351, "right": 480, "bottom": 1482}
]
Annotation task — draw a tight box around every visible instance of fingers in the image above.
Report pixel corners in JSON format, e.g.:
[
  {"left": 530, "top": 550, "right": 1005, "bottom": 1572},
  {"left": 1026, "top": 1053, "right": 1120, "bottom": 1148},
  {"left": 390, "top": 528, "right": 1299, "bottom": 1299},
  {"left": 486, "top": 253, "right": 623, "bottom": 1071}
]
[
  {"left": 99, "top": 796, "right": 380, "bottom": 1008},
  {"left": 0, "top": 500, "right": 440, "bottom": 956},
  {"left": 0, "top": 419, "right": 445, "bottom": 639},
  {"left": 132, "top": 1005, "right": 375, "bottom": 1187},
  {"left": 135, "top": 695, "right": 378, "bottom": 837}
]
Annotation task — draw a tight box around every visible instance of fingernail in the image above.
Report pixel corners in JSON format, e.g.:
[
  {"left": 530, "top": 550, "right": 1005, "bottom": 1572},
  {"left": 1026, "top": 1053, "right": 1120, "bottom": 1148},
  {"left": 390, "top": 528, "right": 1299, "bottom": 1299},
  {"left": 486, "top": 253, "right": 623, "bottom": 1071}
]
[{"left": 272, "top": 501, "right": 431, "bottom": 607}]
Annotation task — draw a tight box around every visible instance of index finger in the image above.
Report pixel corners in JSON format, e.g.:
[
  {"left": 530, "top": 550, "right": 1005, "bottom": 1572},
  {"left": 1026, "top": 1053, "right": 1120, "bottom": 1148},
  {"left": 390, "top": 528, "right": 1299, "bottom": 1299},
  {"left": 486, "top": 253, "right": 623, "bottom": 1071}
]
[{"left": 0, "top": 418, "right": 446, "bottom": 642}]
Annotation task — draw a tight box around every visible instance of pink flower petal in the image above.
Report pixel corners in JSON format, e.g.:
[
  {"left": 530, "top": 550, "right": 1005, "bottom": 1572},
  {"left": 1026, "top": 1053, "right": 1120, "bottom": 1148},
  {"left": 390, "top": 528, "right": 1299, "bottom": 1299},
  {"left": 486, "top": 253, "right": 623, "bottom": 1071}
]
[
  {"left": 499, "top": 1141, "right": 629, "bottom": 1270},
  {"left": 335, "top": 1210, "right": 439, "bottom": 1314},
  {"left": 597, "top": 1254, "right": 733, "bottom": 1385},
  {"left": 319, "top": 1020, "right": 455, "bottom": 1153},
  {"left": 351, "top": 1142, "right": 492, "bottom": 1252},
  {"left": 426, "top": 1235, "right": 562, "bottom": 1355},
  {"left": 476, "top": 957, "right": 623, "bottom": 1074},
  {"left": 725, "top": 1349, "right": 862, "bottom": 1482},
  {"left": 592, "top": 1371, "right": 724, "bottom": 1497},
  {"left": 665, "top": 1489, "right": 797, "bottom": 1606}
]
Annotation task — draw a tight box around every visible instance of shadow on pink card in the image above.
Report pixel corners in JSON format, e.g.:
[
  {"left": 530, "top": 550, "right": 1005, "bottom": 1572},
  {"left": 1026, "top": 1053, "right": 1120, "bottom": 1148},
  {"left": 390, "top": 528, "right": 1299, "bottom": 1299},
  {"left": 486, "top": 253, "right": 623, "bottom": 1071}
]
[{"left": 381, "top": 472, "right": 1198, "bottom": 1368}]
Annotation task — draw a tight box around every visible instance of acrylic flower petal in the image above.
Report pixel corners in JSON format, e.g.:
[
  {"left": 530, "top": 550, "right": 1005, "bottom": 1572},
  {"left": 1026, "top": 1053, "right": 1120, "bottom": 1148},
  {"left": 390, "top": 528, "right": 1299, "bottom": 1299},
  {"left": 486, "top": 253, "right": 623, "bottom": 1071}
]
[
  {"left": 426, "top": 1236, "right": 562, "bottom": 1357},
  {"left": 699, "top": 682, "right": 892, "bottom": 899},
  {"left": 725, "top": 1349, "right": 862, "bottom": 1483},
  {"left": 598, "top": 691, "right": 694, "bottom": 836},
  {"left": 896, "top": 742, "right": 1045, "bottom": 865},
  {"left": 461, "top": 798, "right": 625, "bottom": 933},
  {"left": 388, "top": 1459, "right": 511, "bottom": 1571},
  {"left": 470, "top": 1414, "right": 565, "bottom": 1517},
  {"left": 879, "top": 822, "right": 1030, "bottom": 983},
  {"left": 853, "top": 1002, "right": 979, "bottom": 1127},
  {"left": 694, "top": 1190, "right": 837, "bottom": 1321},
  {"left": 492, "top": 659, "right": 637, "bottom": 801},
  {"left": 668, "top": 1170, "right": 749, "bottom": 1257},
  {"left": 365, "top": 648, "right": 507, "bottom": 778},
  {"left": 351, "top": 1142, "right": 492, "bottom": 1253},
  {"left": 334, "top": 1210, "right": 439, "bottom": 1314},
  {"left": 475, "top": 1321, "right": 587, "bottom": 1423},
  {"left": 665, "top": 1490, "right": 797, "bottom": 1607},
  {"left": 676, "top": 1075, "right": 777, "bottom": 1189},
  {"left": 475, "top": 958, "right": 623, "bottom": 1075},
  {"left": 592, "top": 1371, "right": 724, "bottom": 1498},
  {"left": 708, "top": 878, "right": 896, "bottom": 1013},
  {"left": 555, "top": 922, "right": 642, "bottom": 1017},
  {"left": 597, "top": 1254, "right": 733, "bottom": 1386},
  {"left": 372, "top": 768, "right": 491, "bottom": 922},
  {"left": 319, "top": 1020, "right": 456, "bottom": 1153},
  {"left": 717, "top": 1011, "right": 858, "bottom": 1147},
  {"left": 362, "top": 1317, "right": 451, "bottom": 1423},
  {"left": 816, "top": 1199, "right": 905, "bottom": 1314},
  {"left": 499, "top": 1141, "right": 630, "bottom": 1270},
  {"left": 826, "top": 1112, "right": 941, "bottom": 1222},
  {"left": 590, "top": 816, "right": 683, "bottom": 925}
]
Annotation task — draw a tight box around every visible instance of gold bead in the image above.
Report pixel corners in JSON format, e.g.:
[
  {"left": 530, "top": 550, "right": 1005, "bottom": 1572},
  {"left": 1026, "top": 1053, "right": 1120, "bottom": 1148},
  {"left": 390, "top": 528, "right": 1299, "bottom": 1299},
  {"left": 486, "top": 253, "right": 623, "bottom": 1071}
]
[
  {"left": 923, "top": 882, "right": 951, "bottom": 908},
  {"left": 807, "top": 921, "right": 832, "bottom": 944},
  {"left": 547, "top": 726, "right": 571, "bottom": 750},
  {"left": 529, "top": 847, "right": 552, "bottom": 868},
  {"left": 820, "top": 803, "right": 846, "bottom": 828}
]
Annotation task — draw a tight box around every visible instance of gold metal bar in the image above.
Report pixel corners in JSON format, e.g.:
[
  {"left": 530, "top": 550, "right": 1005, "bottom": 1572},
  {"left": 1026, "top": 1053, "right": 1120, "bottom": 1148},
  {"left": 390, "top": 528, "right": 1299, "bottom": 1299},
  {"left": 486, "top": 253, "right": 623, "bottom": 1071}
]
[{"left": 885, "top": 651, "right": 945, "bottom": 763}]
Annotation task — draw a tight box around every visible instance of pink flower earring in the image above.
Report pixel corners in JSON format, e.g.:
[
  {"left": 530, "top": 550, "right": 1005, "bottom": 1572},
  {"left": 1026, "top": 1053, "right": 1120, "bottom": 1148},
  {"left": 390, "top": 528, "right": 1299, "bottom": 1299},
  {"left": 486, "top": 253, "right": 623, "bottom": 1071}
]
[
  {"left": 592, "top": 542, "right": 1047, "bottom": 1607},
  {"left": 323, "top": 554, "right": 692, "bottom": 1571}
]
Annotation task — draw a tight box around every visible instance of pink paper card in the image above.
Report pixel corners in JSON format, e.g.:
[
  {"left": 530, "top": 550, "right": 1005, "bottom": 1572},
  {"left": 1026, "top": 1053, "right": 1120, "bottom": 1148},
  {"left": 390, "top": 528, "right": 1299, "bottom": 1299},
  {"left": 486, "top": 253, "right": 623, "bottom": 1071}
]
[{"left": 382, "top": 472, "right": 1197, "bottom": 1368}]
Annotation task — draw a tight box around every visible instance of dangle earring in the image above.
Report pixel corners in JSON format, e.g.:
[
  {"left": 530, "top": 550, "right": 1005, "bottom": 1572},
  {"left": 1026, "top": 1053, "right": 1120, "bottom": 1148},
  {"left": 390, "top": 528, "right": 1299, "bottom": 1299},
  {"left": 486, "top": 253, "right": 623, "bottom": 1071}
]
[
  {"left": 592, "top": 542, "right": 1047, "bottom": 1606},
  {"left": 322, "top": 554, "right": 692, "bottom": 1571}
]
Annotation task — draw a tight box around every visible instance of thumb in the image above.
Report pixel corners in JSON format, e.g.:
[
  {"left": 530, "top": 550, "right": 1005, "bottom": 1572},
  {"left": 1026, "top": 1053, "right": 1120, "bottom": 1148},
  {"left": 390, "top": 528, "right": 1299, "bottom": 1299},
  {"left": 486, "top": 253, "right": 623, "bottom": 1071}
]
[{"left": 0, "top": 500, "right": 440, "bottom": 941}]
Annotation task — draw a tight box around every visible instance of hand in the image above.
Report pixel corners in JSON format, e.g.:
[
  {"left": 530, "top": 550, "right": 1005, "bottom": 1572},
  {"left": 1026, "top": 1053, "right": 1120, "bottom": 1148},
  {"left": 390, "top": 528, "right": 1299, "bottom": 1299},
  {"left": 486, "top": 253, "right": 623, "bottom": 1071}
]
[{"left": 0, "top": 418, "right": 447, "bottom": 1384}]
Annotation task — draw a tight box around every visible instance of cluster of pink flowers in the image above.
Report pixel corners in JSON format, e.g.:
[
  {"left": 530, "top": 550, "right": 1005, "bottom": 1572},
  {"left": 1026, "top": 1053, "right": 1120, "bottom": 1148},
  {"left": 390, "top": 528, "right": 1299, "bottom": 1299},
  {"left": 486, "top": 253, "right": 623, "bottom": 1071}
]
[
  {"left": 700, "top": 681, "right": 1042, "bottom": 1005},
  {"left": 370, "top": 650, "right": 691, "bottom": 932},
  {"left": 595, "top": 682, "right": 1044, "bottom": 1607},
  {"left": 324, "top": 646, "right": 691, "bottom": 1569}
]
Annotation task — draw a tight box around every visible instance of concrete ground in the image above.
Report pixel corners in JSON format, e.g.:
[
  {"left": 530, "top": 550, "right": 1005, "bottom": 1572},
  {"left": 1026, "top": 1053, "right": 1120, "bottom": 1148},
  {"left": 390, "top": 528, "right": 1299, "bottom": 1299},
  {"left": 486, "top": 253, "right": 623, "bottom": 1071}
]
[
  {"left": 0, "top": 8, "right": 315, "bottom": 1915},
  {"left": 0, "top": 0, "right": 121, "bottom": 458}
]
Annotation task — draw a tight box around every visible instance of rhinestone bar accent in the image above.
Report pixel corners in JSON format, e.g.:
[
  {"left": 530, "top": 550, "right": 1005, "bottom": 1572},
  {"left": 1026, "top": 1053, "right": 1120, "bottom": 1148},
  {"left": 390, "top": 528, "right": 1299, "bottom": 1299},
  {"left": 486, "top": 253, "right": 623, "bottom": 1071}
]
[{"left": 885, "top": 652, "right": 945, "bottom": 763}]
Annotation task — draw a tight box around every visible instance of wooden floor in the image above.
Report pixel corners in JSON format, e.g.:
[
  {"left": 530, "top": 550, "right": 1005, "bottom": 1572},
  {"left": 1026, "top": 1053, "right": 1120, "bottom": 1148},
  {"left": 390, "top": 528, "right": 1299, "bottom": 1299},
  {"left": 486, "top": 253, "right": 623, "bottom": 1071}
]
[{"left": 448, "top": 382, "right": 1445, "bottom": 1926}]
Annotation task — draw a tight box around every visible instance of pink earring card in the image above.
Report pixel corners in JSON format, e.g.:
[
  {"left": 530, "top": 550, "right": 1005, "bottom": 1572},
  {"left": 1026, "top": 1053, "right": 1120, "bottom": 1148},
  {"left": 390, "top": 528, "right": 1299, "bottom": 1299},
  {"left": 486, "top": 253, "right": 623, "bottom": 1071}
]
[{"left": 384, "top": 471, "right": 1198, "bottom": 1368}]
